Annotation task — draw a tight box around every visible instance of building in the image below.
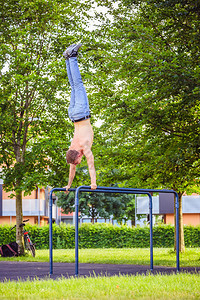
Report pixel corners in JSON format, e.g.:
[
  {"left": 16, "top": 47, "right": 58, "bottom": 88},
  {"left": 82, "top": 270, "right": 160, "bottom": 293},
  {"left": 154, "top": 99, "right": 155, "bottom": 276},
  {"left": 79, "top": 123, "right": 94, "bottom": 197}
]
[
  {"left": 136, "top": 193, "right": 200, "bottom": 226},
  {"left": 0, "top": 181, "right": 57, "bottom": 225},
  {"left": 1, "top": 180, "right": 200, "bottom": 227}
]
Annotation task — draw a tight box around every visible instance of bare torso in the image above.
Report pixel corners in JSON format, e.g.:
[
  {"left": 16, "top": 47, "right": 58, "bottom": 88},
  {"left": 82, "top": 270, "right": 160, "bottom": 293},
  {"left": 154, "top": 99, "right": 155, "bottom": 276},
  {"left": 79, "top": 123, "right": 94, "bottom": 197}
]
[
  {"left": 70, "top": 119, "right": 94, "bottom": 154},
  {"left": 66, "top": 118, "right": 96, "bottom": 190}
]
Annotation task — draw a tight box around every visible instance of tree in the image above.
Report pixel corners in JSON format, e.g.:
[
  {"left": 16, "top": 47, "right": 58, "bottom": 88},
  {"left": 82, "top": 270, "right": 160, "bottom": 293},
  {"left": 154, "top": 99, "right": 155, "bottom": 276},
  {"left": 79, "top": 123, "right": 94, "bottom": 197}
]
[
  {"left": 86, "top": 0, "right": 200, "bottom": 251},
  {"left": 125, "top": 198, "right": 136, "bottom": 226},
  {"left": 57, "top": 188, "right": 135, "bottom": 224},
  {"left": 57, "top": 191, "right": 110, "bottom": 223},
  {"left": 0, "top": 0, "right": 92, "bottom": 253}
]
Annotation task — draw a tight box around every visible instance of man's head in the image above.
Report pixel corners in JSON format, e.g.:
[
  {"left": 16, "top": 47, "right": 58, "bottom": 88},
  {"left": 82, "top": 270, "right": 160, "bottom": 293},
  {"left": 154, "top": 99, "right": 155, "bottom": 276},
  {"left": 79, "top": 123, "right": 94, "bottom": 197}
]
[{"left": 66, "top": 150, "right": 82, "bottom": 165}]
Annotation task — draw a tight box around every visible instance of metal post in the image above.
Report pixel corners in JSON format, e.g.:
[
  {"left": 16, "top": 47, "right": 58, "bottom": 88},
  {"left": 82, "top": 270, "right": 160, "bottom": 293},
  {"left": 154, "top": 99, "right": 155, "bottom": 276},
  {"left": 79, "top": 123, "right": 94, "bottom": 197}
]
[
  {"left": 49, "top": 187, "right": 72, "bottom": 275},
  {"left": 175, "top": 192, "right": 179, "bottom": 272},
  {"left": 75, "top": 187, "right": 80, "bottom": 276},
  {"left": 135, "top": 194, "right": 137, "bottom": 226},
  {"left": 49, "top": 189, "right": 53, "bottom": 275},
  {"left": 38, "top": 187, "right": 40, "bottom": 226},
  {"left": 148, "top": 193, "right": 153, "bottom": 271}
]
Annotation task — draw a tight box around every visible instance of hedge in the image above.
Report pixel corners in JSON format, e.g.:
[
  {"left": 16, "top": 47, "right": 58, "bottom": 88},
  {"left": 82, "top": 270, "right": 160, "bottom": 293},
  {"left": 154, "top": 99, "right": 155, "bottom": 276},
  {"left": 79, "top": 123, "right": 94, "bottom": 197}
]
[{"left": 0, "top": 223, "right": 200, "bottom": 249}]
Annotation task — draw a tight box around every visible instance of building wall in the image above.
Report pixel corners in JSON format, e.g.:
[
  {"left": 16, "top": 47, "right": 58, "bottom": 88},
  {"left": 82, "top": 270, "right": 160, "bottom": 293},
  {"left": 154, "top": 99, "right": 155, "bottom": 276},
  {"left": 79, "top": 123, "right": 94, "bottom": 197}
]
[
  {"left": 0, "top": 186, "right": 49, "bottom": 225},
  {"left": 1, "top": 216, "right": 33, "bottom": 225},
  {"left": 60, "top": 210, "right": 73, "bottom": 217},
  {"left": 2, "top": 189, "right": 45, "bottom": 200},
  {"left": 0, "top": 215, "right": 49, "bottom": 226},
  {"left": 165, "top": 213, "right": 200, "bottom": 226}
]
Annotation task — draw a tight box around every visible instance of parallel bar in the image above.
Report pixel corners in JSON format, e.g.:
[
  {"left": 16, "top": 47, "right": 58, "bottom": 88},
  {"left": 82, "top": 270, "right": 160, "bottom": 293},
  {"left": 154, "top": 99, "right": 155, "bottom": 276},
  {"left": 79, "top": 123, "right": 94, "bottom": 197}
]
[
  {"left": 80, "top": 186, "right": 176, "bottom": 194},
  {"left": 79, "top": 188, "right": 149, "bottom": 195},
  {"left": 49, "top": 187, "right": 71, "bottom": 275},
  {"left": 74, "top": 186, "right": 154, "bottom": 276},
  {"left": 49, "top": 186, "right": 179, "bottom": 276},
  {"left": 75, "top": 185, "right": 179, "bottom": 271}
]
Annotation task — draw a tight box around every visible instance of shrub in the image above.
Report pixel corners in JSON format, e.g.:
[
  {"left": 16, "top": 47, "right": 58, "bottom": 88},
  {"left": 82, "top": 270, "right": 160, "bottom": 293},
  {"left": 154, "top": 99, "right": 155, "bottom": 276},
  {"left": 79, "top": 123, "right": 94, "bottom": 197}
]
[{"left": 0, "top": 223, "right": 199, "bottom": 249}]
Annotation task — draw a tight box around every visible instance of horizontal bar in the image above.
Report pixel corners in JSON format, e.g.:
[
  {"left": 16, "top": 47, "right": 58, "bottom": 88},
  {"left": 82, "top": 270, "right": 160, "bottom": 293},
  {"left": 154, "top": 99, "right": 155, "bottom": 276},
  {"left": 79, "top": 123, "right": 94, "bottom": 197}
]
[
  {"left": 52, "top": 186, "right": 178, "bottom": 199},
  {"left": 72, "top": 186, "right": 177, "bottom": 194},
  {"left": 77, "top": 189, "right": 150, "bottom": 195}
]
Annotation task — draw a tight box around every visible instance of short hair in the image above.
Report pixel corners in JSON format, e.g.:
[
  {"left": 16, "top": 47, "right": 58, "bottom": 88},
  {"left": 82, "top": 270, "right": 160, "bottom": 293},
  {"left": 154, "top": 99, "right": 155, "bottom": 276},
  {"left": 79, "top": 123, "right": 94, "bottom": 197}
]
[{"left": 66, "top": 150, "right": 79, "bottom": 164}]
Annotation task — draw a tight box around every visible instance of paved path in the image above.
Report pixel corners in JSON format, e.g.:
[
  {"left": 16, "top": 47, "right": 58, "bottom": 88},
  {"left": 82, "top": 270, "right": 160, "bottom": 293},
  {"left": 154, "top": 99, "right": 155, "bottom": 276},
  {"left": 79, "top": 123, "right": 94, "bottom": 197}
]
[{"left": 0, "top": 261, "right": 199, "bottom": 282}]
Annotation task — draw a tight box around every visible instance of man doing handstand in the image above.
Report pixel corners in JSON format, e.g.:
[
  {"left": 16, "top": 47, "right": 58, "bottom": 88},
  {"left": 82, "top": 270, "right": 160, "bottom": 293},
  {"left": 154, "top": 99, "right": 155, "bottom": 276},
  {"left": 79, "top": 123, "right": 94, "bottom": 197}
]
[{"left": 63, "top": 43, "right": 97, "bottom": 192}]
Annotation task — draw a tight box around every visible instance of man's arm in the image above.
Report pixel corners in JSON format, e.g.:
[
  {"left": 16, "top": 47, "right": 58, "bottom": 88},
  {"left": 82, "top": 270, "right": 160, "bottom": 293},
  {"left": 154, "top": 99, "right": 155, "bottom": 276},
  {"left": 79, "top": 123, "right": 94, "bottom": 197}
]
[
  {"left": 65, "top": 164, "right": 76, "bottom": 192},
  {"left": 83, "top": 146, "right": 97, "bottom": 190}
]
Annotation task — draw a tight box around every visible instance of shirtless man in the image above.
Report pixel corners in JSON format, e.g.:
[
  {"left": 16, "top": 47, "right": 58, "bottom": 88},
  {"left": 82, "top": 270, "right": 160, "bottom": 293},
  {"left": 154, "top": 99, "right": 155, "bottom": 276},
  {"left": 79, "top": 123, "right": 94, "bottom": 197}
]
[{"left": 63, "top": 43, "right": 97, "bottom": 192}]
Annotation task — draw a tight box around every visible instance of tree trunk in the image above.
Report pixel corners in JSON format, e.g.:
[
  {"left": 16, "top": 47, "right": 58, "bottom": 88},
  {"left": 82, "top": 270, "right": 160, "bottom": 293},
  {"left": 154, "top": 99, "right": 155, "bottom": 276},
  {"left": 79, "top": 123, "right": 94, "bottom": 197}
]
[
  {"left": 16, "top": 188, "right": 24, "bottom": 255},
  {"left": 174, "top": 192, "right": 185, "bottom": 252}
]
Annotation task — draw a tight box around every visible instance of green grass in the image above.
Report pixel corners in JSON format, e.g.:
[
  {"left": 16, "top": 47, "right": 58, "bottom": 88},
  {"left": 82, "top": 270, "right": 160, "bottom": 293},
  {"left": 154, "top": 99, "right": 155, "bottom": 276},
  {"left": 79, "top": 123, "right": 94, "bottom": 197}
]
[
  {"left": 0, "top": 273, "right": 200, "bottom": 299},
  {"left": 0, "top": 248, "right": 200, "bottom": 267},
  {"left": 0, "top": 248, "right": 200, "bottom": 299}
]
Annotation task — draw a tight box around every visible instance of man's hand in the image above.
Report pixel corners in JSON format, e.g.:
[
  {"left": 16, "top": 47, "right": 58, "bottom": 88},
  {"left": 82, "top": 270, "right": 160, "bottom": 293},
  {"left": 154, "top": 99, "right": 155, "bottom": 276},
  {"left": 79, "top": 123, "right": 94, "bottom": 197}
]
[
  {"left": 64, "top": 185, "right": 71, "bottom": 195},
  {"left": 91, "top": 184, "right": 97, "bottom": 190}
]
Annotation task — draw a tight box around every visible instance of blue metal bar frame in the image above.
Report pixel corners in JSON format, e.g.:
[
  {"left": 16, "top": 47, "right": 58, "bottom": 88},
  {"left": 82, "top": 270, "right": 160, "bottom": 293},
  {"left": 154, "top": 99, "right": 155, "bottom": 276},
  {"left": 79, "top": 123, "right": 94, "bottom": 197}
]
[{"left": 49, "top": 186, "right": 179, "bottom": 276}]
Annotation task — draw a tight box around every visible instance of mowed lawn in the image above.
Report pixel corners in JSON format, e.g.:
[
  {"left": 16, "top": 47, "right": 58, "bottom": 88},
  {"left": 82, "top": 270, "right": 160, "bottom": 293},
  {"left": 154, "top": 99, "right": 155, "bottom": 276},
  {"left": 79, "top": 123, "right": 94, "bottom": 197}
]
[
  {"left": 0, "top": 273, "right": 200, "bottom": 300},
  {"left": 0, "top": 248, "right": 200, "bottom": 267},
  {"left": 0, "top": 248, "right": 200, "bottom": 299}
]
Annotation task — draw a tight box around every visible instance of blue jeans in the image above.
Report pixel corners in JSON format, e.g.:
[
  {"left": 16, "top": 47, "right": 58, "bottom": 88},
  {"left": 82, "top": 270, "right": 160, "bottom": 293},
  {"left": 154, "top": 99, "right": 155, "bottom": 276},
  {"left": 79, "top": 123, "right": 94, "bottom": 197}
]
[{"left": 66, "top": 57, "right": 90, "bottom": 122}]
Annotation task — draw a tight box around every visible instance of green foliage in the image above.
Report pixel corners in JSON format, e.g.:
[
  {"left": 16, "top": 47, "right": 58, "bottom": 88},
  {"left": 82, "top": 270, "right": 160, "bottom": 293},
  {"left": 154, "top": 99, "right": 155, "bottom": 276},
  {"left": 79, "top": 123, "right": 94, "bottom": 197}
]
[
  {"left": 83, "top": 0, "right": 200, "bottom": 252},
  {"left": 85, "top": 0, "right": 200, "bottom": 194},
  {"left": 1, "top": 0, "right": 199, "bottom": 253},
  {"left": 0, "top": 0, "right": 94, "bottom": 247},
  {"left": 183, "top": 225, "right": 200, "bottom": 248},
  {"left": 1, "top": 223, "right": 200, "bottom": 249},
  {"left": 57, "top": 188, "right": 135, "bottom": 223},
  {"left": 79, "top": 223, "right": 150, "bottom": 248},
  {"left": 0, "top": 0, "right": 94, "bottom": 194},
  {"left": 0, "top": 225, "right": 16, "bottom": 245}
]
